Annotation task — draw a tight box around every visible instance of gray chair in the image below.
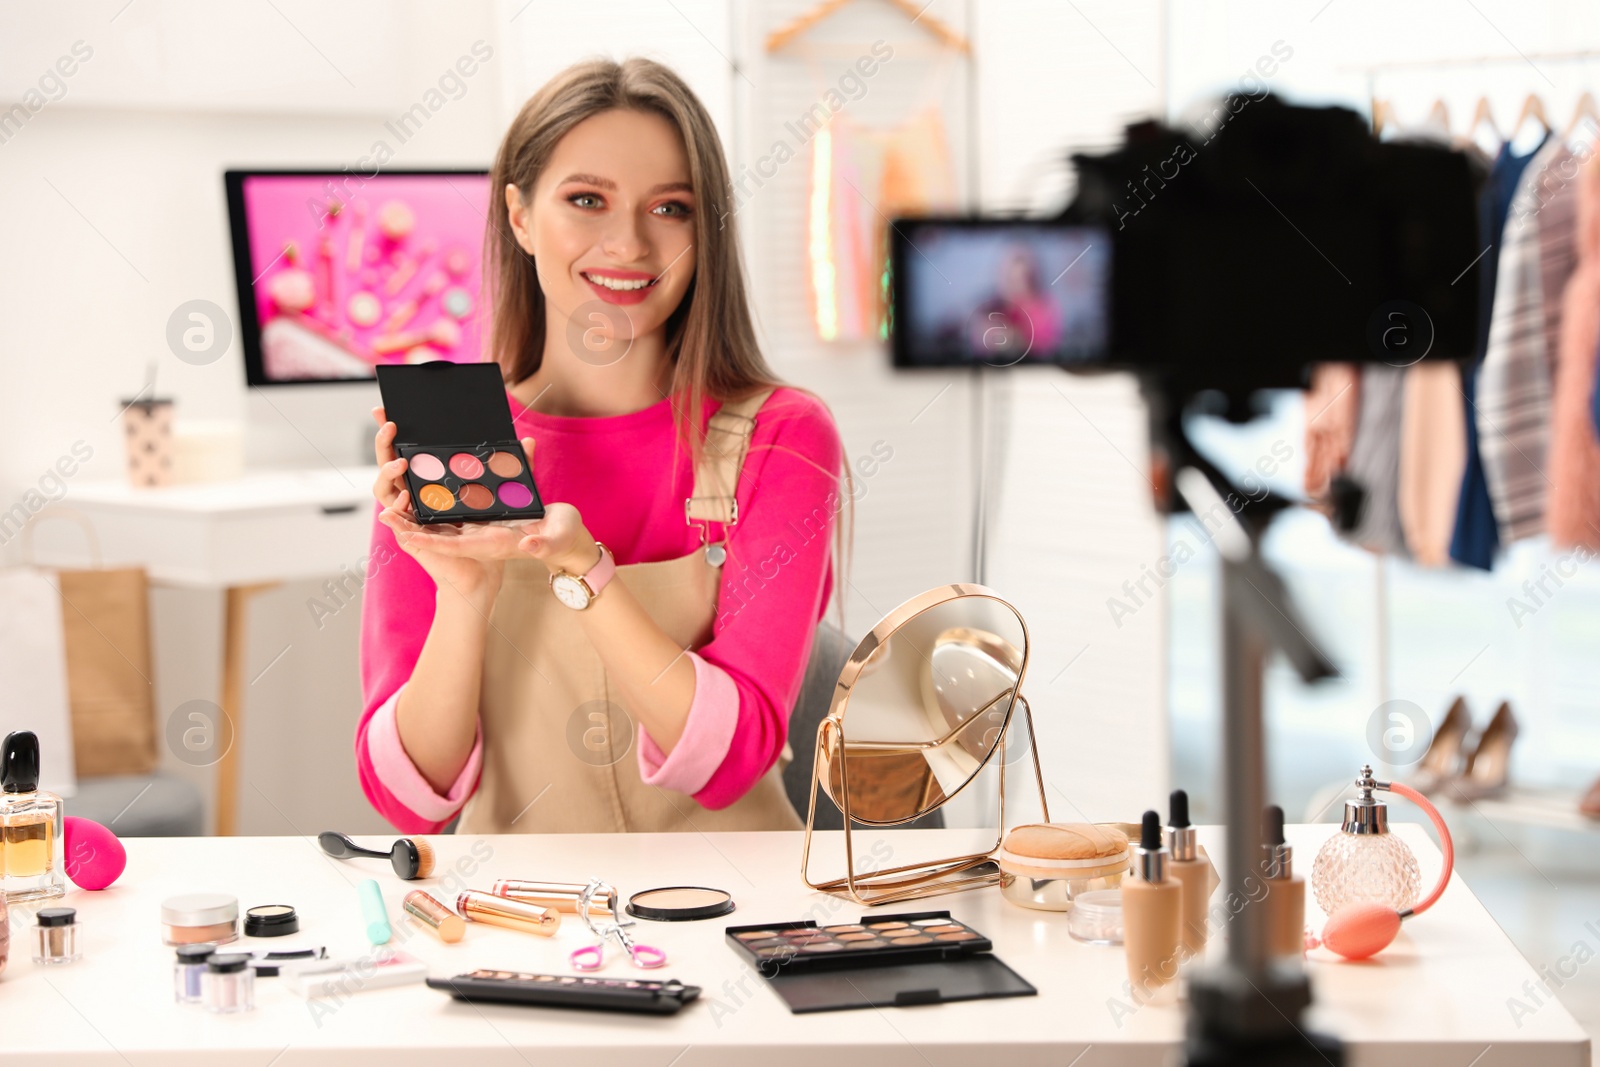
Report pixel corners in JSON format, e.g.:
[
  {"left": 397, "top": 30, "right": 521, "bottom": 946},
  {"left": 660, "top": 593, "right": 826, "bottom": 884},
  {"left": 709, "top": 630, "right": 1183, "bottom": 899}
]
[
  {"left": 783, "top": 619, "right": 944, "bottom": 831},
  {"left": 68, "top": 772, "right": 205, "bottom": 836}
]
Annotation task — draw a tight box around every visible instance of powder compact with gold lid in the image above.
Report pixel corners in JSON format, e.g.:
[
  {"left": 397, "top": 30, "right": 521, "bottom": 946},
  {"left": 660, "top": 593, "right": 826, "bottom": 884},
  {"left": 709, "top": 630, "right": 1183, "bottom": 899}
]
[{"left": 376, "top": 362, "right": 545, "bottom": 525}]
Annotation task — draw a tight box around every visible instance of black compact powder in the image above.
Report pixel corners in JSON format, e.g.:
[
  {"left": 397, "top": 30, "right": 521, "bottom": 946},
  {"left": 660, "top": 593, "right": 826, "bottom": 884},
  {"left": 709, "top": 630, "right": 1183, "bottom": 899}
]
[
  {"left": 244, "top": 904, "right": 299, "bottom": 938},
  {"left": 376, "top": 362, "right": 546, "bottom": 525},
  {"left": 627, "top": 886, "right": 735, "bottom": 922}
]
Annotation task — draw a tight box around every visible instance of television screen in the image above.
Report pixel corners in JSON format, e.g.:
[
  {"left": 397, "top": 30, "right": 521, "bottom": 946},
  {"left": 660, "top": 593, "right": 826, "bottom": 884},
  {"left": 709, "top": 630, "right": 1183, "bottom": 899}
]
[
  {"left": 890, "top": 220, "right": 1111, "bottom": 368},
  {"left": 225, "top": 170, "right": 491, "bottom": 385}
]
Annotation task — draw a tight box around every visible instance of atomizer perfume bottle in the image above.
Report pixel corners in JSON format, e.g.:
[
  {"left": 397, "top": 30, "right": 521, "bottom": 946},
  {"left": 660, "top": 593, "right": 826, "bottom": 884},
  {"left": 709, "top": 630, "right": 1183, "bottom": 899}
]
[
  {"left": 1, "top": 731, "right": 66, "bottom": 904},
  {"left": 1311, "top": 765, "right": 1420, "bottom": 917}
]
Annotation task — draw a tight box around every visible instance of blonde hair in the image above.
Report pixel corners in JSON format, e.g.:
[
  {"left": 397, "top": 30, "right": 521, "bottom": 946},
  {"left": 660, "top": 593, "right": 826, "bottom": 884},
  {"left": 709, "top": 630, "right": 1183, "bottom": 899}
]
[{"left": 485, "top": 56, "right": 853, "bottom": 638}]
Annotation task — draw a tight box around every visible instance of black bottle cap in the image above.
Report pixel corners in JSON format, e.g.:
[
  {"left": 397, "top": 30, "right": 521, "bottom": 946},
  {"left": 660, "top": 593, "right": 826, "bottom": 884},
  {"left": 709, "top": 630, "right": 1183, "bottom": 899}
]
[
  {"left": 176, "top": 944, "right": 216, "bottom": 963},
  {"left": 37, "top": 907, "right": 76, "bottom": 927},
  {"left": 2, "top": 730, "right": 41, "bottom": 793},
  {"left": 1140, "top": 810, "right": 1163, "bottom": 851},
  {"left": 1168, "top": 789, "right": 1191, "bottom": 828},
  {"left": 1264, "top": 804, "right": 1286, "bottom": 846},
  {"left": 206, "top": 953, "right": 253, "bottom": 974}
]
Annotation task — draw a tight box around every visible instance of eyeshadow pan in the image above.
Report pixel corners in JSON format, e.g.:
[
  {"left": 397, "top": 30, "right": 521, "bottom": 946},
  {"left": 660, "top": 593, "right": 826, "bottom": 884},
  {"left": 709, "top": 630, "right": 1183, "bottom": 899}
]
[
  {"left": 498, "top": 481, "right": 534, "bottom": 508},
  {"left": 418, "top": 484, "right": 455, "bottom": 511},
  {"left": 890, "top": 935, "right": 933, "bottom": 945},
  {"left": 824, "top": 925, "right": 864, "bottom": 933},
  {"left": 911, "top": 919, "right": 949, "bottom": 927},
  {"left": 866, "top": 922, "right": 908, "bottom": 931},
  {"left": 835, "top": 933, "right": 877, "bottom": 942},
  {"left": 409, "top": 453, "right": 446, "bottom": 481},
  {"left": 924, "top": 925, "right": 966, "bottom": 934},
  {"left": 487, "top": 451, "right": 523, "bottom": 478},
  {"left": 800, "top": 943, "right": 845, "bottom": 953},
  {"left": 937, "top": 932, "right": 979, "bottom": 942},
  {"left": 735, "top": 931, "right": 778, "bottom": 941},
  {"left": 449, "top": 452, "right": 485, "bottom": 479},
  {"left": 459, "top": 483, "right": 495, "bottom": 510}
]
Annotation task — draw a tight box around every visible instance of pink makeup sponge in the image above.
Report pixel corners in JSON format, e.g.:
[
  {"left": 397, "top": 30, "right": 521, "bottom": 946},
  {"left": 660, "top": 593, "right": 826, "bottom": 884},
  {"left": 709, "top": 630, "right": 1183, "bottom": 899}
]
[{"left": 64, "top": 816, "right": 126, "bottom": 891}]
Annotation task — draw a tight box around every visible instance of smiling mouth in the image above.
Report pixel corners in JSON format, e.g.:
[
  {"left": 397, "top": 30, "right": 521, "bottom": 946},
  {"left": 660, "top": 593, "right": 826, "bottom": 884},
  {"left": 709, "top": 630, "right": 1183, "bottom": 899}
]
[{"left": 581, "top": 272, "right": 659, "bottom": 292}]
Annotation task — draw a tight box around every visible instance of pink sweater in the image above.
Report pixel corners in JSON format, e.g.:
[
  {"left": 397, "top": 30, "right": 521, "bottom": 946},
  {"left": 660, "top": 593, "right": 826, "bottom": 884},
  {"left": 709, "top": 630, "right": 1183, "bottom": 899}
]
[{"left": 355, "top": 386, "right": 842, "bottom": 833}]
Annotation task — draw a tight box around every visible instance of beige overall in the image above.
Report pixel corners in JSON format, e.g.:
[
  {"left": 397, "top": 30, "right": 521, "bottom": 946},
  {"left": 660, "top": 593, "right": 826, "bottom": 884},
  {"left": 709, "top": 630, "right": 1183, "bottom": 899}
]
[{"left": 458, "top": 387, "right": 804, "bottom": 833}]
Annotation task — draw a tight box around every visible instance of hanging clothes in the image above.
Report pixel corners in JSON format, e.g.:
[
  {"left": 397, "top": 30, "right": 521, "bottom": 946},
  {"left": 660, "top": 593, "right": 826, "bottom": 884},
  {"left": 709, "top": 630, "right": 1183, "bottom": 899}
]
[
  {"left": 1546, "top": 151, "right": 1600, "bottom": 549},
  {"left": 1304, "top": 362, "right": 1361, "bottom": 511},
  {"left": 807, "top": 108, "right": 957, "bottom": 342},
  {"left": 1476, "top": 138, "right": 1576, "bottom": 546},
  {"left": 1451, "top": 138, "right": 1546, "bottom": 570},
  {"left": 1344, "top": 364, "right": 1410, "bottom": 556},
  {"left": 1398, "top": 361, "right": 1467, "bottom": 565}
]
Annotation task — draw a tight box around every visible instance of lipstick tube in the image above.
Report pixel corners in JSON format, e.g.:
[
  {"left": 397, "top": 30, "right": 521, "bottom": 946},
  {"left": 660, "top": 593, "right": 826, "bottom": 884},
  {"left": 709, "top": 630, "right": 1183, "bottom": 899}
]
[
  {"left": 490, "top": 879, "right": 616, "bottom": 917},
  {"left": 403, "top": 891, "right": 465, "bottom": 944},
  {"left": 456, "top": 891, "right": 561, "bottom": 937}
]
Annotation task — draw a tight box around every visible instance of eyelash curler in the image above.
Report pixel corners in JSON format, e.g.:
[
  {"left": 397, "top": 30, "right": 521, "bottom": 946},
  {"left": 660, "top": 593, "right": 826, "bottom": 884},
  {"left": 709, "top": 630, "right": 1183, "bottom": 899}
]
[{"left": 569, "top": 878, "right": 668, "bottom": 972}]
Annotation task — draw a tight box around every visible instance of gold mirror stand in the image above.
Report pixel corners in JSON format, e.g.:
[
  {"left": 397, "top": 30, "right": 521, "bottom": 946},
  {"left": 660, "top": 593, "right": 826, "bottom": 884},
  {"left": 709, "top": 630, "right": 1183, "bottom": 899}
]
[{"left": 800, "top": 694, "right": 1052, "bottom": 907}]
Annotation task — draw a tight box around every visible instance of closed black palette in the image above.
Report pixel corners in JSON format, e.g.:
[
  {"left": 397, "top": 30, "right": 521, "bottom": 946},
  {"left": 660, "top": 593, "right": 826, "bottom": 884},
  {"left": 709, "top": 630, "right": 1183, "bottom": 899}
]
[
  {"left": 426, "top": 970, "right": 700, "bottom": 1015},
  {"left": 725, "top": 910, "right": 1034, "bottom": 1014},
  {"left": 376, "top": 362, "right": 546, "bottom": 525}
]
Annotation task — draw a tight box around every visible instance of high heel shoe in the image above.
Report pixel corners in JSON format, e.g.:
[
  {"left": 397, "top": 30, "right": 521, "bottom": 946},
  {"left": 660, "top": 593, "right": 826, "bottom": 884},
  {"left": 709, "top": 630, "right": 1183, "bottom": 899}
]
[
  {"left": 1451, "top": 701, "right": 1519, "bottom": 801},
  {"left": 1409, "top": 697, "right": 1471, "bottom": 795}
]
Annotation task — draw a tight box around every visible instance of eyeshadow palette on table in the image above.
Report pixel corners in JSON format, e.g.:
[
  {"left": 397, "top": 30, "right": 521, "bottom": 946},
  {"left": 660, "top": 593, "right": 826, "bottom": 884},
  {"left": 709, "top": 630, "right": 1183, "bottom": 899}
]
[
  {"left": 375, "top": 362, "right": 546, "bottom": 524},
  {"left": 725, "top": 910, "right": 1036, "bottom": 1014}
]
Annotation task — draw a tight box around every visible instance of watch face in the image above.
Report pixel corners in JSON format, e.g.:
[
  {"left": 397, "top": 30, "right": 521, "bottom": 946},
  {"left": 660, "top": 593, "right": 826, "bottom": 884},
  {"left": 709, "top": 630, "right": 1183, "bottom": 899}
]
[{"left": 552, "top": 574, "right": 590, "bottom": 610}]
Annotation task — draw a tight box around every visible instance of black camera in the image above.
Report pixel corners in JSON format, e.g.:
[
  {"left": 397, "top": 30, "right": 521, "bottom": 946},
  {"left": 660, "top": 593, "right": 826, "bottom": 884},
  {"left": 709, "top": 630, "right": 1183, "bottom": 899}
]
[{"left": 890, "top": 96, "right": 1481, "bottom": 416}]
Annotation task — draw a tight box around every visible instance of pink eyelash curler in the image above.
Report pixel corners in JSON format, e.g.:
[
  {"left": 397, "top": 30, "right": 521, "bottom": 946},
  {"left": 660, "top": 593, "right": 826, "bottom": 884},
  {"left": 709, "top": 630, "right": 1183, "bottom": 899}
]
[{"left": 569, "top": 878, "right": 667, "bottom": 972}]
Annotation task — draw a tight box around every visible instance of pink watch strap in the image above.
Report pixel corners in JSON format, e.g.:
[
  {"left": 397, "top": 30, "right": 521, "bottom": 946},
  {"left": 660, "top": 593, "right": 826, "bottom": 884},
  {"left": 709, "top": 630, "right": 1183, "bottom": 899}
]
[{"left": 584, "top": 541, "right": 616, "bottom": 598}]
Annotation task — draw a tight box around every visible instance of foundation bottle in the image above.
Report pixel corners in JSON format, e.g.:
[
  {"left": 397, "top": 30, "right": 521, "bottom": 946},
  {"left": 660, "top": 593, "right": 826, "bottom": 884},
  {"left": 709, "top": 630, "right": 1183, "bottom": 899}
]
[
  {"left": 1, "top": 731, "right": 65, "bottom": 904},
  {"left": 1121, "top": 810, "right": 1184, "bottom": 997},
  {"left": 1166, "top": 789, "right": 1217, "bottom": 960},
  {"left": 1260, "top": 805, "right": 1306, "bottom": 960}
]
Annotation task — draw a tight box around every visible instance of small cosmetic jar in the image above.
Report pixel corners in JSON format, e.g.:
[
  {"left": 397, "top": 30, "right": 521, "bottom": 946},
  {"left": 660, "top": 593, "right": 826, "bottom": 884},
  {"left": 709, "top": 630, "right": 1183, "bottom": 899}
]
[
  {"left": 174, "top": 944, "right": 215, "bottom": 1003},
  {"left": 244, "top": 904, "right": 298, "bottom": 938},
  {"left": 1067, "top": 890, "right": 1125, "bottom": 945},
  {"left": 202, "top": 953, "right": 256, "bottom": 1013},
  {"left": 997, "top": 822, "right": 1131, "bottom": 912},
  {"left": 161, "top": 893, "right": 240, "bottom": 946},
  {"left": 32, "top": 907, "right": 81, "bottom": 965}
]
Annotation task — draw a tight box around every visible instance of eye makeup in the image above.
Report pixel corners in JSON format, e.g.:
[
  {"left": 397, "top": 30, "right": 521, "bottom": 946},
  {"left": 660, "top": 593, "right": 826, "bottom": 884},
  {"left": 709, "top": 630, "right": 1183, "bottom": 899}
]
[
  {"left": 725, "top": 910, "right": 994, "bottom": 972},
  {"left": 375, "top": 363, "right": 546, "bottom": 525},
  {"left": 725, "top": 910, "right": 1035, "bottom": 1014}
]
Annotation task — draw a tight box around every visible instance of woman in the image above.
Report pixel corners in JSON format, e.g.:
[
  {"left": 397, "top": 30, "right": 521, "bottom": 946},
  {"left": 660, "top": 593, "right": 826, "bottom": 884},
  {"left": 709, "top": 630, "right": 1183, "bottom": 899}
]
[{"left": 356, "top": 58, "right": 851, "bottom": 834}]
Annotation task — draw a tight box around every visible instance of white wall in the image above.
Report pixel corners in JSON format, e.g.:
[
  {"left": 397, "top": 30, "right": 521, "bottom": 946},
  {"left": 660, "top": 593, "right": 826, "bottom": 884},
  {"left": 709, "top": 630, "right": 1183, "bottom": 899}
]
[{"left": 2, "top": 0, "right": 1171, "bottom": 833}]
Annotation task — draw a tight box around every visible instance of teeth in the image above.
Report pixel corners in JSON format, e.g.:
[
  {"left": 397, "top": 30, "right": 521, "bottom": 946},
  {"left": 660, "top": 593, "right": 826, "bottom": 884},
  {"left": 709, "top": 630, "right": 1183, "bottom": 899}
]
[{"left": 584, "top": 273, "right": 655, "bottom": 291}]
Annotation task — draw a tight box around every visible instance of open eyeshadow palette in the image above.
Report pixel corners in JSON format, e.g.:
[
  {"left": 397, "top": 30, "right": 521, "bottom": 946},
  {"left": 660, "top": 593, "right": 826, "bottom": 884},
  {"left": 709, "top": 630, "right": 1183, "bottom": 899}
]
[
  {"left": 376, "top": 362, "right": 546, "bottom": 525},
  {"left": 726, "top": 910, "right": 1035, "bottom": 1013}
]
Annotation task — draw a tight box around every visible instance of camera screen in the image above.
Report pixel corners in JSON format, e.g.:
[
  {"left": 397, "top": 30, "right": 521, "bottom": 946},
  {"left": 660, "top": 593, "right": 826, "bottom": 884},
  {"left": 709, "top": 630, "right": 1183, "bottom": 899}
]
[{"left": 891, "top": 221, "right": 1111, "bottom": 368}]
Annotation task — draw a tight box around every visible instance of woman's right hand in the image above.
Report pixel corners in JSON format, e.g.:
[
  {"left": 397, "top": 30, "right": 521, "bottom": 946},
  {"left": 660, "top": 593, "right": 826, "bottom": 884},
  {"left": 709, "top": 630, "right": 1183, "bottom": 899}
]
[{"left": 371, "top": 406, "right": 504, "bottom": 608}]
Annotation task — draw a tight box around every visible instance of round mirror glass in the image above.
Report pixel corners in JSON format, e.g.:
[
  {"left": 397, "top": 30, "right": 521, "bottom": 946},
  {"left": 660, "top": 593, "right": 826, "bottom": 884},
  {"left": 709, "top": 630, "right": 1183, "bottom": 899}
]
[{"left": 819, "top": 588, "right": 1029, "bottom": 825}]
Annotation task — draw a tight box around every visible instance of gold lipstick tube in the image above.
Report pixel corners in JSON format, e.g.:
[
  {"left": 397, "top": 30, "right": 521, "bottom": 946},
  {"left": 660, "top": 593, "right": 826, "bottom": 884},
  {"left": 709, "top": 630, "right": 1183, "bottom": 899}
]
[
  {"left": 404, "top": 890, "right": 465, "bottom": 943},
  {"left": 456, "top": 890, "right": 561, "bottom": 937}
]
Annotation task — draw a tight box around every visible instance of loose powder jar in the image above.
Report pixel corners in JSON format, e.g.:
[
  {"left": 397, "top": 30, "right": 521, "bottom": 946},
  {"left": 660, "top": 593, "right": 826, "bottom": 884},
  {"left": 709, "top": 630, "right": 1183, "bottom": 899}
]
[
  {"left": 161, "top": 893, "right": 240, "bottom": 946},
  {"left": 997, "top": 822, "right": 1131, "bottom": 912}
]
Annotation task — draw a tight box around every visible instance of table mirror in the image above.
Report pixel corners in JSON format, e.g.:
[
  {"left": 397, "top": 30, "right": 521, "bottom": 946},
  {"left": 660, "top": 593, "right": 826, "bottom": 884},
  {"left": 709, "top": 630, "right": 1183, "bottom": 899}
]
[{"left": 801, "top": 583, "right": 1050, "bottom": 905}]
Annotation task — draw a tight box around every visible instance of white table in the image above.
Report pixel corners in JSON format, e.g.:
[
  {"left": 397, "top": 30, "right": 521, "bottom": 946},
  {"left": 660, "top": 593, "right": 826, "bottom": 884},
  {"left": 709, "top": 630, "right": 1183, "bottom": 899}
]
[
  {"left": 3, "top": 825, "right": 1589, "bottom": 1066},
  {"left": 60, "top": 467, "right": 377, "bottom": 835}
]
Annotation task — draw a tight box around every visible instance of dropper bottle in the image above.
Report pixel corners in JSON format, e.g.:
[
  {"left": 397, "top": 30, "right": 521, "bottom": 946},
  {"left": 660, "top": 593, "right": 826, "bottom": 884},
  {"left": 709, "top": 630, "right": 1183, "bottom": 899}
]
[
  {"left": 1166, "top": 789, "right": 1217, "bottom": 960},
  {"left": 1121, "top": 810, "right": 1183, "bottom": 997},
  {"left": 1260, "top": 804, "right": 1306, "bottom": 959}
]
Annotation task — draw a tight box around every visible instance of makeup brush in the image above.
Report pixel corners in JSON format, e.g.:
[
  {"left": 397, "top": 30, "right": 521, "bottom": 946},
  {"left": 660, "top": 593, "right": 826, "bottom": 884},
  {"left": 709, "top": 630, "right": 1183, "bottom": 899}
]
[{"left": 318, "top": 831, "right": 436, "bottom": 880}]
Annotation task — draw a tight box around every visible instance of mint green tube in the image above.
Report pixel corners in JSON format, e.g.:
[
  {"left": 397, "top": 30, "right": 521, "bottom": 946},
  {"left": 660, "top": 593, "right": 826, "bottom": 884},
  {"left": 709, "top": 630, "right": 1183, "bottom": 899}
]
[{"left": 359, "top": 879, "right": 392, "bottom": 945}]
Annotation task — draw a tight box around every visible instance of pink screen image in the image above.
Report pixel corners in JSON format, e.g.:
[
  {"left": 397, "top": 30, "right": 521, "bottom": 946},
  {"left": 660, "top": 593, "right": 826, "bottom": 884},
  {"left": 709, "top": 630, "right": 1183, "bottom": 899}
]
[{"left": 241, "top": 173, "right": 490, "bottom": 382}]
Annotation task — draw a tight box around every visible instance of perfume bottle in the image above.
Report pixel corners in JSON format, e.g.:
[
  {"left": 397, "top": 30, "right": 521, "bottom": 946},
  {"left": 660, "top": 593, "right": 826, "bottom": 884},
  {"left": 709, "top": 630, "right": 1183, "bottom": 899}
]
[
  {"left": 1311, "top": 765, "right": 1420, "bottom": 917},
  {"left": 1, "top": 731, "right": 66, "bottom": 903}
]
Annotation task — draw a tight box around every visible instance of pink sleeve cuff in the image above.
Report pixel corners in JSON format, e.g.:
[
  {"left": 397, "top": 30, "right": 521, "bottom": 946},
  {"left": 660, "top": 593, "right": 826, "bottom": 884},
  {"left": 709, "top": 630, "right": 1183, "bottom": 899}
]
[
  {"left": 637, "top": 651, "right": 739, "bottom": 795},
  {"left": 365, "top": 684, "right": 482, "bottom": 822}
]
